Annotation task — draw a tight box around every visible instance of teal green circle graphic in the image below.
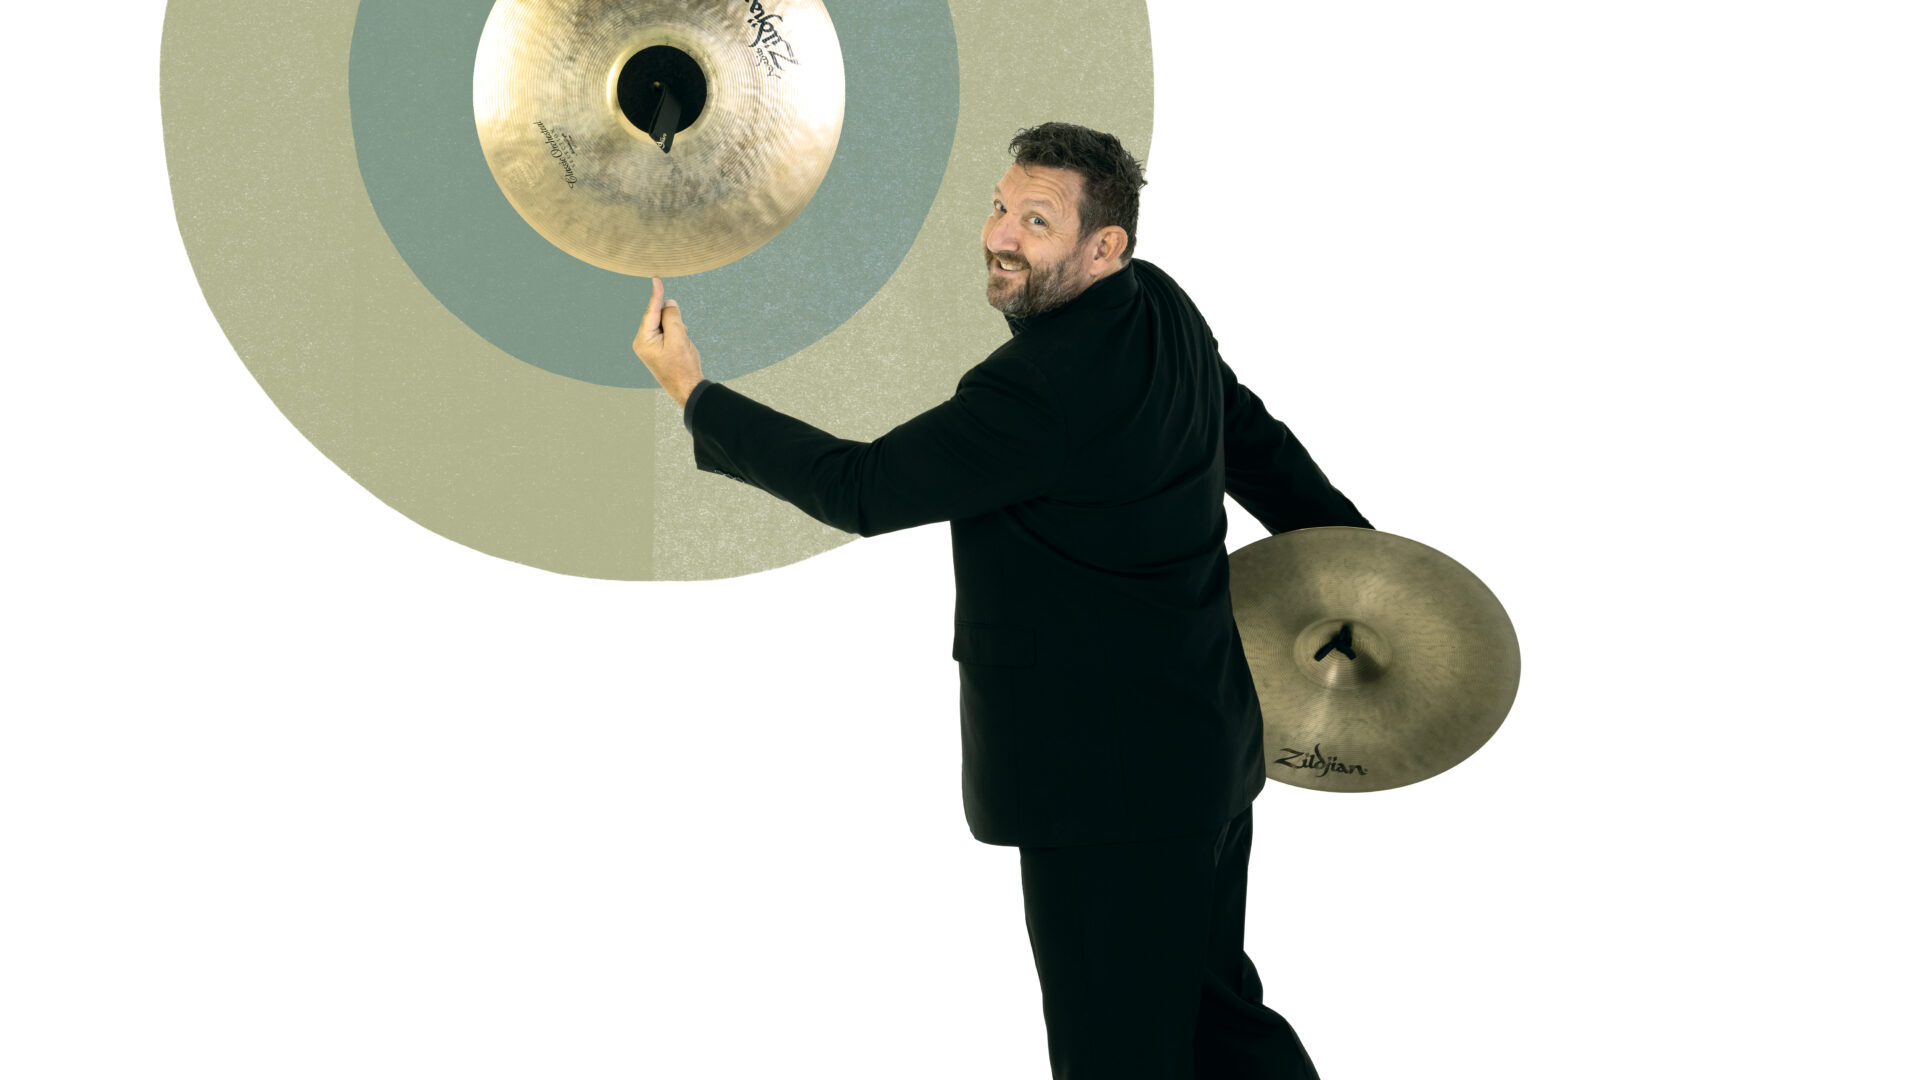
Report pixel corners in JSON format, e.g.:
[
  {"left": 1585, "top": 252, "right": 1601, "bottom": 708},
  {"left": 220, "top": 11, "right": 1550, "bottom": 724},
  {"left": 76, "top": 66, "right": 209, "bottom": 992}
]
[
  {"left": 350, "top": 0, "right": 959, "bottom": 388},
  {"left": 164, "top": 0, "right": 1152, "bottom": 579}
]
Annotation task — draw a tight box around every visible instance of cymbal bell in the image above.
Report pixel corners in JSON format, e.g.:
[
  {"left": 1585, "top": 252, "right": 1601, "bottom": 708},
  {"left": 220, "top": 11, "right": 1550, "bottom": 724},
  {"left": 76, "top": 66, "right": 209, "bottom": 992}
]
[
  {"left": 1230, "top": 528, "right": 1521, "bottom": 792},
  {"left": 474, "top": 0, "right": 846, "bottom": 277}
]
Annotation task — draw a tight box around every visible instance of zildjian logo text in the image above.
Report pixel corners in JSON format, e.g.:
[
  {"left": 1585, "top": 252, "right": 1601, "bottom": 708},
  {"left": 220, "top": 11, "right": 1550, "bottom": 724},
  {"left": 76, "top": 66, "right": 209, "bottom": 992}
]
[
  {"left": 744, "top": 1, "right": 799, "bottom": 78},
  {"left": 1274, "top": 745, "right": 1368, "bottom": 777}
]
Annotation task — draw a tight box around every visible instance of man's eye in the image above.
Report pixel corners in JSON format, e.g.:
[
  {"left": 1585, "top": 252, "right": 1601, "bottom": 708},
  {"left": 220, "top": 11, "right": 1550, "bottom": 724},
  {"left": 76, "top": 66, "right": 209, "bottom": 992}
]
[{"left": 1029, "top": 216, "right": 1045, "bottom": 227}]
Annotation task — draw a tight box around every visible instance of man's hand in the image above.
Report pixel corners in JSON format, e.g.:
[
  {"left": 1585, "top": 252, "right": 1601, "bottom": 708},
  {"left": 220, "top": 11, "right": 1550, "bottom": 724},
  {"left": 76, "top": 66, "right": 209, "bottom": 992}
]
[{"left": 632, "top": 277, "right": 705, "bottom": 408}]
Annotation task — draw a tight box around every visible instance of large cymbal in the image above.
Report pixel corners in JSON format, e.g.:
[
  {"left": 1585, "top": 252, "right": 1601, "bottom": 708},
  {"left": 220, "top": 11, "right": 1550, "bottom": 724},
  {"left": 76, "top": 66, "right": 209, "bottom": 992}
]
[
  {"left": 1230, "top": 528, "right": 1520, "bottom": 792},
  {"left": 474, "top": 0, "right": 846, "bottom": 276}
]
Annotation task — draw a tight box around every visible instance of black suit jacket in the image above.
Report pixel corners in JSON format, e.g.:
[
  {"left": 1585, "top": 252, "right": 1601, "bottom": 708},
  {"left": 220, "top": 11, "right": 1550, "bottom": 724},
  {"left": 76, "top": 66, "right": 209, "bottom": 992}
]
[{"left": 687, "top": 260, "right": 1368, "bottom": 846}]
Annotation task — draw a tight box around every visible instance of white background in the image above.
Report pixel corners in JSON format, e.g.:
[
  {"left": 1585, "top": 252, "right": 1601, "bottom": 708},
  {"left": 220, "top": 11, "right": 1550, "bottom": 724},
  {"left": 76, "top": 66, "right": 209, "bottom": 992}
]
[{"left": 5, "top": 2, "right": 1915, "bottom": 1077}]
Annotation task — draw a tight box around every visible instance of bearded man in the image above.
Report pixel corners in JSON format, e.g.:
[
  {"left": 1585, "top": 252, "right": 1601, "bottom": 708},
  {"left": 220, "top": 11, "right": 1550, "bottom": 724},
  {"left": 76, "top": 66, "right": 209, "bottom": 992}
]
[{"left": 634, "top": 122, "right": 1368, "bottom": 1079}]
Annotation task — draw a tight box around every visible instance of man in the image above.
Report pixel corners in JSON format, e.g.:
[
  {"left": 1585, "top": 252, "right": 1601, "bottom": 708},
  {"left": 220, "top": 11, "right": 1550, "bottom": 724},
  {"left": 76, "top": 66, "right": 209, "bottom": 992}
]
[{"left": 635, "top": 122, "right": 1368, "bottom": 1079}]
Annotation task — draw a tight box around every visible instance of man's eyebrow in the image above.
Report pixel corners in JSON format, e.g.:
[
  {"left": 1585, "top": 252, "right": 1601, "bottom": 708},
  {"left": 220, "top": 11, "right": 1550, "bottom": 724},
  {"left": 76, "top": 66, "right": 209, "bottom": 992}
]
[{"left": 991, "top": 187, "right": 1061, "bottom": 216}]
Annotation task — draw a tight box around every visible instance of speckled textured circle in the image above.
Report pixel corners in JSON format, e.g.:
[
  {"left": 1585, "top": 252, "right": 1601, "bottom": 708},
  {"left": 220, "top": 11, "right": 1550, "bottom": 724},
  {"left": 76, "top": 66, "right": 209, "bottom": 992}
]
[
  {"left": 350, "top": 0, "right": 956, "bottom": 387},
  {"left": 161, "top": 0, "right": 1152, "bottom": 580}
]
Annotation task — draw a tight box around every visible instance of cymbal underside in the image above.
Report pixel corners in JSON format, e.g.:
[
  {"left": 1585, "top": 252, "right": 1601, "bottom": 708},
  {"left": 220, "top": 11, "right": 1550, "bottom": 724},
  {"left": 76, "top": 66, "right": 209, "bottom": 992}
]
[
  {"left": 1230, "top": 528, "right": 1521, "bottom": 792},
  {"left": 475, "top": 0, "right": 846, "bottom": 276}
]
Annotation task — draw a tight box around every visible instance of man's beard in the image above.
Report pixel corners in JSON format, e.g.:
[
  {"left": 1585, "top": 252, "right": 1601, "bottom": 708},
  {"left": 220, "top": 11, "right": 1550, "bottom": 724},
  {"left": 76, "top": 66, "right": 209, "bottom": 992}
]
[{"left": 985, "top": 248, "right": 1083, "bottom": 318}]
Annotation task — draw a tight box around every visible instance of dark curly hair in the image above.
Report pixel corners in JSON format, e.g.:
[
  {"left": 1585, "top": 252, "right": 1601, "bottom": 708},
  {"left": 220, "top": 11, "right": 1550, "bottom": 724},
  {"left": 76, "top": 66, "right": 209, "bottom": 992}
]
[{"left": 1007, "top": 122, "right": 1147, "bottom": 261}]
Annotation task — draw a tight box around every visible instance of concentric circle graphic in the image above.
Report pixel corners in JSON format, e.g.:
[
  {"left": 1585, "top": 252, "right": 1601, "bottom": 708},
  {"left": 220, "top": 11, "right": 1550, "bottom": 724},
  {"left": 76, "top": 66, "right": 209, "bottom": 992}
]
[
  {"left": 162, "top": 0, "right": 1152, "bottom": 580},
  {"left": 354, "top": 0, "right": 950, "bottom": 386}
]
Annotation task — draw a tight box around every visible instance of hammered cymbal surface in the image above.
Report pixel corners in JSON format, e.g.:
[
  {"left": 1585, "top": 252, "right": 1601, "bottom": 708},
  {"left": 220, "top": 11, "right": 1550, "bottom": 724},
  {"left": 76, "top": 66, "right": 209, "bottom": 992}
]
[
  {"left": 474, "top": 0, "right": 845, "bottom": 276},
  {"left": 1229, "top": 527, "right": 1521, "bottom": 792}
]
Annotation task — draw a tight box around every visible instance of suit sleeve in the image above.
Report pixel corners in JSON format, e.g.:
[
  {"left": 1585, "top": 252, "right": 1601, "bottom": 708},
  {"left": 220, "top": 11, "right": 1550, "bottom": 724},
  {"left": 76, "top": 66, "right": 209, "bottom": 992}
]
[
  {"left": 1219, "top": 353, "right": 1372, "bottom": 533},
  {"left": 684, "top": 352, "right": 1068, "bottom": 538}
]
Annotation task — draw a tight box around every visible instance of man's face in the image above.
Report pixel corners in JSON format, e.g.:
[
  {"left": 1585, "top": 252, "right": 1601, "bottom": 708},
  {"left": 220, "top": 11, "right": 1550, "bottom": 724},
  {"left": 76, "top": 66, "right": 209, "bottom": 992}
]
[{"left": 982, "top": 163, "right": 1097, "bottom": 318}]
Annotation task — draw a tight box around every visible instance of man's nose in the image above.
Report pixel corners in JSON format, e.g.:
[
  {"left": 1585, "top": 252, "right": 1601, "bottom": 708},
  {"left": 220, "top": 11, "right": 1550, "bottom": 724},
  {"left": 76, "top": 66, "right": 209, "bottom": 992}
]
[{"left": 984, "top": 216, "right": 1019, "bottom": 253}]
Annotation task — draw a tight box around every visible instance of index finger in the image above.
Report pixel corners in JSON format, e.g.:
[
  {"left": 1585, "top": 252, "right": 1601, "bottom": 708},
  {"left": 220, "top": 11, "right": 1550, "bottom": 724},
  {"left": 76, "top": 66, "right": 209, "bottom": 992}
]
[{"left": 642, "top": 276, "right": 665, "bottom": 334}]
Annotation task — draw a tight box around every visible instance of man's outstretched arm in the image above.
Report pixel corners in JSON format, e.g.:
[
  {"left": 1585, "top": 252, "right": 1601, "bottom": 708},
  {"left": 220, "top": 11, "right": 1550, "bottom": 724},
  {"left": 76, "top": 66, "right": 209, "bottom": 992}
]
[{"left": 632, "top": 279, "right": 1068, "bottom": 538}]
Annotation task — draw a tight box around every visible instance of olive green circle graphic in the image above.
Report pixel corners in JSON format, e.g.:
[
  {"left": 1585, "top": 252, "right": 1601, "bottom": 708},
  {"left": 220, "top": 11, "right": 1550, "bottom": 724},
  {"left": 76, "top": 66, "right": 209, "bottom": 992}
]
[
  {"left": 161, "top": 0, "right": 1152, "bottom": 580},
  {"left": 350, "top": 0, "right": 959, "bottom": 387}
]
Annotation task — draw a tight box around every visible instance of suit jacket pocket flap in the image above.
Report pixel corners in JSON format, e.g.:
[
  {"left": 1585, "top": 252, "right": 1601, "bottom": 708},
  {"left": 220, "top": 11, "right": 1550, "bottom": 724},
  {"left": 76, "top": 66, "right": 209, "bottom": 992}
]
[{"left": 952, "top": 621, "right": 1036, "bottom": 667}]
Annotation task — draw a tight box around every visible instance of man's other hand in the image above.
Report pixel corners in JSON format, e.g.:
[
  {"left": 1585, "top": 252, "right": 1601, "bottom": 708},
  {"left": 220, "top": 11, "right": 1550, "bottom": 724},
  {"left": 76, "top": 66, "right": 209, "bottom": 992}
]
[{"left": 632, "top": 277, "right": 705, "bottom": 407}]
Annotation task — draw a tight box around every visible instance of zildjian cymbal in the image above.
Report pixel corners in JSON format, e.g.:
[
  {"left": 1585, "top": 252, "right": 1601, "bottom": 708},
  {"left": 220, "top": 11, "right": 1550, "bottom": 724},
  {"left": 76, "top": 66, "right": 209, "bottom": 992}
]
[
  {"left": 473, "top": 0, "right": 846, "bottom": 276},
  {"left": 1229, "top": 527, "right": 1521, "bottom": 792}
]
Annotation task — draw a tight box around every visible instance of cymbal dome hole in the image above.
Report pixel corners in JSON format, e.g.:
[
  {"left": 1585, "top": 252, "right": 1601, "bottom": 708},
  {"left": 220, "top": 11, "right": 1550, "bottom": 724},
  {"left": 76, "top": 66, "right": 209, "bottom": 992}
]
[
  {"left": 617, "top": 46, "right": 708, "bottom": 135},
  {"left": 1293, "top": 617, "right": 1391, "bottom": 690}
]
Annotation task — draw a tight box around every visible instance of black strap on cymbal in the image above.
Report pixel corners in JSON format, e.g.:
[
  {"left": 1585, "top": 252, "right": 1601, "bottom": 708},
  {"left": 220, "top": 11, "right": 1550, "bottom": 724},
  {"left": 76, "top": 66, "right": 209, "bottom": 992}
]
[
  {"left": 1314, "top": 623, "right": 1357, "bottom": 662},
  {"left": 645, "top": 82, "right": 683, "bottom": 153}
]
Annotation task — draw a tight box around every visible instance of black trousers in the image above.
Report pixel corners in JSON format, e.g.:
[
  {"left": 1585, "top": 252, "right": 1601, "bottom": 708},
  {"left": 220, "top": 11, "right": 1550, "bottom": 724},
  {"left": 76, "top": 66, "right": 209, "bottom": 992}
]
[{"left": 1018, "top": 804, "right": 1317, "bottom": 1080}]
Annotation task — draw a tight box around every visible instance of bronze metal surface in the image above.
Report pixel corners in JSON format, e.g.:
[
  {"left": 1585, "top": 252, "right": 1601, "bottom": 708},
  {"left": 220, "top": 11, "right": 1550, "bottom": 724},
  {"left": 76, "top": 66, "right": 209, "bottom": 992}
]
[
  {"left": 1230, "top": 527, "right": 1521, "bottom": 792},
  {"left": 474, "top": 0, "right": 845, "bottom": 276}
]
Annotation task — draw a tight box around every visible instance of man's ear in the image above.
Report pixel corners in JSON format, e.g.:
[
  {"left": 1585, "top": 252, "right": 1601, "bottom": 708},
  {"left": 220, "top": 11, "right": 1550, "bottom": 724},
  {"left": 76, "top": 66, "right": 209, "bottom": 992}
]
[{"left": 1088, "top": 225, "right": 1130, "bottom": 275}]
